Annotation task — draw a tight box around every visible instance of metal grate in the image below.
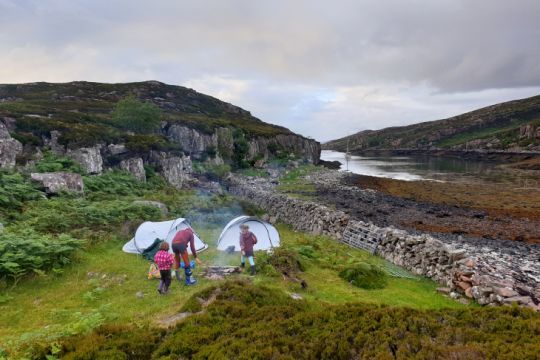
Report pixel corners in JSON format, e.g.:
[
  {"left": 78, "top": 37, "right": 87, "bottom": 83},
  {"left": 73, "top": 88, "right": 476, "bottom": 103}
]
[{"left": 340, "top": 222, "right": 382, "bottom": 255}]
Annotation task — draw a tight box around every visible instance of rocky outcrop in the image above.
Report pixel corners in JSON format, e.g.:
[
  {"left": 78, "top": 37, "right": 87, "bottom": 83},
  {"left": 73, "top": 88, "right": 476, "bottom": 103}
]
[
  {"left": 43, "top": 130, "right": 65, "bottom": 155},
  {"left": 67, "top": 145, "right": 103, "bottom": 174},
  {"left": 149, "top": 151, "right": 192, "bottom": 188},
  {"left": 247, "top": 134, "right": 321, "bottom": 164},
  {"left": 120, "top": 157, "right": 146, "bottom": 182},
  {"left": 165, "top": 124, "right": 320, "bottom": 164},
  {"left": 228, "top": 174, "right": 539, "bottom": 310},
  {"left": 166, "top": 125, "right": 219, "bottom": 158},
  {"left": 0, "top": 120, "right": 23, "bottom": 169},
  {"left": 30, "top": 172, "right": 84, "bottom": 194}
]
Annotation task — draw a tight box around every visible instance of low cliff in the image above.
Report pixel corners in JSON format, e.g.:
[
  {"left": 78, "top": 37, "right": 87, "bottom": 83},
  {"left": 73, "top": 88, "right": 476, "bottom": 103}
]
[{"left": 0, "top": 81, "right": 320, "bottom": 185}]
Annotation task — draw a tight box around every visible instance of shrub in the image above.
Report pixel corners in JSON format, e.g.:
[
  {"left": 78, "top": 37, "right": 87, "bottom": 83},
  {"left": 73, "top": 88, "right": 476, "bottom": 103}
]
[
  {"left": 35, "top": 151, "right": 84, "bottom": 174},
  {"left": 0, "top": 228, "right": 83, "bottom": 283},
  {"left": 83, "top": 170, "right": 147, "bottom": 197},
  {"left": 59, "top": 281, "right": 540, "bottom": 360},
  {"left": 203, "top": 164, "right": 231, "bottom": 181},
  {"left": 256, "top": 248, "right": 305, "bottom": 276},
  {"left": 0, "top": 171, "right": 44, "bottom": 218},
  {"left": 59, "top": 325, "right": 165, "bottom": 360},
  {"left": 232, "top": 129, "right": 249, "bottom": 169},
  {"left": 124, "top": 133, "right": 183, "bottom": 155},
  {"left": 339, "top": 263, "right": 388, "bottom": 289},
  {"left": 112, "top": 96, "right": 162, "bottom": 133},
  {"left": 20, "top": 198, "right": 163, "bottom": 235}
]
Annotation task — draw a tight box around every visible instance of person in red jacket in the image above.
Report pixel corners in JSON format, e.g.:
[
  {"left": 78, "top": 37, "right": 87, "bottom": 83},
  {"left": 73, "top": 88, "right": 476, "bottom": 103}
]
[
  {"left": 239, "top": 224, "right": 258, "bottom": 276},
  {"left": 154, "top": 242, "right": 174, "bottom": 294},
  {"left": 172, "top": 228, "right": 202, "bottom": 285}
]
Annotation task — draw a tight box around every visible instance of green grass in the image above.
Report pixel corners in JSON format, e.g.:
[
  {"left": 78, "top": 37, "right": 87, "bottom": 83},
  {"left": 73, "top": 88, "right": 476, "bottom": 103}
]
[
  {"left": 276, "top": 165, "right": 319, "bottom": 199},
  {"left": 0, "top": 166, "right": 478, "bottom": 359},
  {"left": 0, "top": 221, "right": 463, "bottom": 357}
]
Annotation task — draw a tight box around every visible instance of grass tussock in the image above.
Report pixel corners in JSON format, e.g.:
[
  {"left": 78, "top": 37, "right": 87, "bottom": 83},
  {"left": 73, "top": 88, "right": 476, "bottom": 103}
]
[{"left": 339, "top": 263, "right": 388, "bottom": 289}]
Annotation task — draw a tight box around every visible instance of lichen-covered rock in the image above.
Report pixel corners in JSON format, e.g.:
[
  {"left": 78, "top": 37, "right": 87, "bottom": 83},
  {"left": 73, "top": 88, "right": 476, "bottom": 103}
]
[
  {"left": 0, "top": 121, "right": 23, "bottom": 169},
  {"left": 67, "top": 145, "right": 103, "bottom": 174},
  {"left": 30, "top": 172, "right": 84, "bottom": 194},
  {"left": 149, "top": 151, "right": 192, "bottom": 188},
  {"left": 166, "top": 125, "right": 217, "bottom": 159},
  {"left": 120, "top": 157, "right": 146, "bottom": 182}
]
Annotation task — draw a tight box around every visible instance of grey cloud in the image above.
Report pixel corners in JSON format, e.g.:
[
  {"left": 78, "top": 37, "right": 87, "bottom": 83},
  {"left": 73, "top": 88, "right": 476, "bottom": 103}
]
[
  {"left": 1, "top": 0, "right": 540, "bottom": 141},
  {"left": 2, "top": 0, "right": 540, "bottom": 92}
]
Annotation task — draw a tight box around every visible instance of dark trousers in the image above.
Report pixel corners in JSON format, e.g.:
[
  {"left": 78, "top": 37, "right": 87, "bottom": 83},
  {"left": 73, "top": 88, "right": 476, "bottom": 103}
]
[
  {"left": 159, "top": 270, "right": 172, "bottom": 291},
  {"left": 172, "top": 243, "right": 190, "bottom": 269}
]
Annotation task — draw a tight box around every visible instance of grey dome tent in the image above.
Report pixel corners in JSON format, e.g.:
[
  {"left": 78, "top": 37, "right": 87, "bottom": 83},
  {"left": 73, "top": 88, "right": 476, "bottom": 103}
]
[
  {"left": 122, "top": 218, "right": 208, "bottom": 259},
  {"left": 216, "top": 216, "right": 280, "bottom": 252}
]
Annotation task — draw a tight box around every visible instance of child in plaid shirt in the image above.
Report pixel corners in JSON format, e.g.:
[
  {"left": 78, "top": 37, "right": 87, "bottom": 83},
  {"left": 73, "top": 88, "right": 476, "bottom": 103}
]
[{"left": 154, "top": 242, "right": 174, "bottom": 294}]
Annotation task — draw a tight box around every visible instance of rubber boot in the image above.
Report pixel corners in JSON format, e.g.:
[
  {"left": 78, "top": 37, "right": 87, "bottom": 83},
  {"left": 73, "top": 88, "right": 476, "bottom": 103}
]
[
  {"left": 250, "top": 265, "right": 256, "bottom": 276},
  {"left": 175, "top": 269, "right": 183, "bottom": 282},
  {"left": 184, "top": 268, "right": 197, "bottom": 286},
  {"left": 157, "top": 281, "right": 164, "bottom": 294}
]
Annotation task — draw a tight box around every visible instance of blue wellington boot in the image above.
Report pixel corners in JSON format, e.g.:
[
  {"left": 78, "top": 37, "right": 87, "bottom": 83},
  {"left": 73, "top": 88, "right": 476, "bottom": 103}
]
[{"left": 184, "top": 268, "right": 197, "bottom": 286}]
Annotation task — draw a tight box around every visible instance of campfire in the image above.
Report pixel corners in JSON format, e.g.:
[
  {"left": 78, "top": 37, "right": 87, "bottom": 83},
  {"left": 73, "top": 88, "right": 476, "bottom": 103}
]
[{"left": 201, "top": 266, "right": 242, "bottom": 280}]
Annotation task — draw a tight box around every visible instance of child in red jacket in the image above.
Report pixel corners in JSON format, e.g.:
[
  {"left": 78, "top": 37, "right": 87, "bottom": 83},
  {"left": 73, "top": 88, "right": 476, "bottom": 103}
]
[
  {"left": 240, "top": 224, "right": 258, "bottom": 275},
  {"left": 154, "top": 242, "right": 174, "bottom": 294}
]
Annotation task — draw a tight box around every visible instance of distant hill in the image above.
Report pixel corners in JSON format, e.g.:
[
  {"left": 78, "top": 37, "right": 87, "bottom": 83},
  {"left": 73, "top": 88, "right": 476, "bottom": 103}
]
[
  {"left": 323, "top": 95, "right": 540, "bottom": 153},
  {"left": 0, "top": 80, "right": 294, "bottom": 142},
  {"left": 0, "top": 81, "right": 320, "bottom": 169}
]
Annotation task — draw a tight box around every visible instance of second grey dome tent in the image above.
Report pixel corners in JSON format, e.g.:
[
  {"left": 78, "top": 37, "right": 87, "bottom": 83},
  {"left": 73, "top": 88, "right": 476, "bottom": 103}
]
[{"left": 216, "top": 216, "right": 280, "bottom": 252}]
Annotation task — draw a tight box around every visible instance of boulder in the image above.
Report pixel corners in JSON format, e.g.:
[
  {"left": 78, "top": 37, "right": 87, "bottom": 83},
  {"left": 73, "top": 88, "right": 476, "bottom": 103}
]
[
  {"left": 448, "top": 249, "right": 467, "bottom": 263},
  {"left": 0, "top": 120, "right": 11, "bottom": 139},
  {"left": 30, "top": 172, "right": 84, "bottom": 194},
  {"left": 502, "top": 296, "right": 533, "bottom": 305},
  {"left": 0, "top": 121, "right": 23, "bottom": 169},
  {"left": 120, "top": 157, "right": 146, "bottom": 182},
  {"left": 67, "top": 146, "right": 103, "bottom": 174},
  {"left": 494, "top": 287, "right": 519, "bottom": 298},
  {"left": 132, "top": 200, "right": 168, "bottom": 216}
]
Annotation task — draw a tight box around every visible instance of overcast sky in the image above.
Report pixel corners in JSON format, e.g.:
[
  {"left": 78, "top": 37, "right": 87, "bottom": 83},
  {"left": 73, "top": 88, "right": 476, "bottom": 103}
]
[{"left": 1, "top": 0, "right": 540, "bottom": 142}]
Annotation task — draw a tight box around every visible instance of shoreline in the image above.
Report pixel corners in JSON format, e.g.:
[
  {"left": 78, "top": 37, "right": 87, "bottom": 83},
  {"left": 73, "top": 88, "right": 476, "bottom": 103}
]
[{"left": 339, "top": 148, "right": 540, "bottom": 163}]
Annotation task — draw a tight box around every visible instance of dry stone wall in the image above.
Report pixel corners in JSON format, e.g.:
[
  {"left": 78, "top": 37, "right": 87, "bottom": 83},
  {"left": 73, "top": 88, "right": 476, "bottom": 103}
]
[{"left": 228, "top": 175, "right": 539, "bottom": 310}]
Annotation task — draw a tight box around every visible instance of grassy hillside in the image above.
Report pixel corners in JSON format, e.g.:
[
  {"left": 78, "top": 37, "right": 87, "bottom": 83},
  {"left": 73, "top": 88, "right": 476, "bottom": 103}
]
[
  {"left": 324, "top": 94, "right": 540, "bottom": 152},
  {"left": 0, "top": 81, "right": 293, "bottom": 150}
]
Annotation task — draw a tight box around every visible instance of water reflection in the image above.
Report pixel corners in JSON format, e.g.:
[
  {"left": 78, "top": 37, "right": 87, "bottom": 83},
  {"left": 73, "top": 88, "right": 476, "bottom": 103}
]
[{"left": 320, "top": 150, "right": 501, "bottom": 182}]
